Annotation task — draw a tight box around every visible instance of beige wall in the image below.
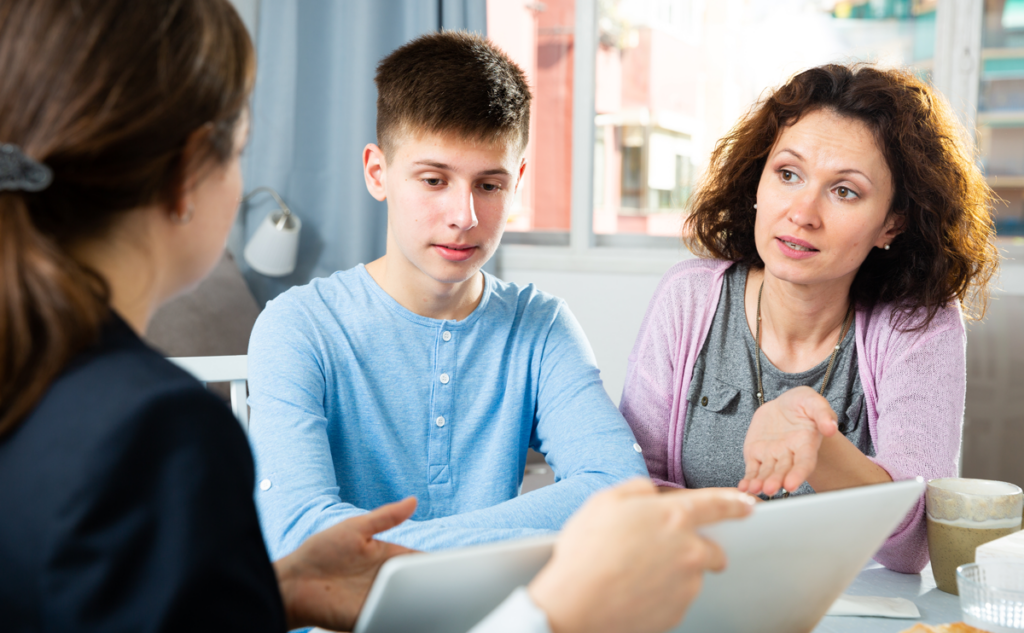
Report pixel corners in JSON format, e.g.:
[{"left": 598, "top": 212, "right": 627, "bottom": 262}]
[{"left": 962, "top": 294, "right": 1024, "bottom": 489}]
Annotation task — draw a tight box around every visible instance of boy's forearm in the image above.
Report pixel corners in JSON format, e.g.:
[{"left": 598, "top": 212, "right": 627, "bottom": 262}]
[
  {"left": 374, "top": 472, "right": 620, "bottom": 551},
  {"left": 263, "top": 499, "right": 371, "bottom": 561}
]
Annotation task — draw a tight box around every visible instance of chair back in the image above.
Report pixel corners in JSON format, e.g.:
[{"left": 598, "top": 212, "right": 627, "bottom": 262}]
[{"left": 169, "top": 355, "right": 248, "bottom": 430}]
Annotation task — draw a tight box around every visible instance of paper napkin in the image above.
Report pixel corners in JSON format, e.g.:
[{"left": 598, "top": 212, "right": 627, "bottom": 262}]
[{"left": 826, "top": 594, "right": 921, "bottom": 618}]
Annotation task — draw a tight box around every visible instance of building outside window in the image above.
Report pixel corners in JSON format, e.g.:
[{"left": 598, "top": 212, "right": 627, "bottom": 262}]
[
  {"left": 489, "top": 0, "right": 1023, "bottom": 243},
  {"left": 980, "top": 0, "right": 1024, "bottom": 235}
]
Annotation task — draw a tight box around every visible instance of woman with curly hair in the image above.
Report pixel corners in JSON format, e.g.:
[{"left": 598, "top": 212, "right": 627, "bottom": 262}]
[{"left": 620, "top": 63, "right": 999, "bottom": 574}]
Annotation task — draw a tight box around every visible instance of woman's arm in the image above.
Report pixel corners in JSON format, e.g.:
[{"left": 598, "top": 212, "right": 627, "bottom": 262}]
[
  {"left": 619, "top": 293, "right": 679, "bottom": 486},
  {"left": 864, "top": 313, "right": 965, "bottom": 572},
  {"left": 621, "top": 260, "right": 731, "bottom": 488},
  {"left": 807, "top": 432, "right": 892, "bottom": 492},
  {"left": 619, "top": 266, "right": 708, "bottom": 488}
]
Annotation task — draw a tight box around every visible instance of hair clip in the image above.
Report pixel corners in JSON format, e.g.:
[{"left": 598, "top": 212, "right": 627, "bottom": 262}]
[{"left": 0, "top": 144, "right": 53, "bottom": 192}]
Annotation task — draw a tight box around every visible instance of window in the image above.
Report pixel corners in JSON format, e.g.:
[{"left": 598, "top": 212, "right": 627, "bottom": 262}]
[
  {"left": 978, "top": 0, "right": 1024, "bottom": 236},
  {"left": 488, "top": 1, "right": 1017, "bottom": 246},
  {"left": 492, "top": 0, "right": 576, "bottom": 235}
]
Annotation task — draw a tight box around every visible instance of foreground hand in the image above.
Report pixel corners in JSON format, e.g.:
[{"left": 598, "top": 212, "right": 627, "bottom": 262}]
[
  {"left": 273, "top": 497, "right": 418, "bottom": 631},
  {"left": 528, "top": 479, "right": 754, "bottom": 633},
  {"left": 739, "top": 386, "right": 839, "bottom": 496}
]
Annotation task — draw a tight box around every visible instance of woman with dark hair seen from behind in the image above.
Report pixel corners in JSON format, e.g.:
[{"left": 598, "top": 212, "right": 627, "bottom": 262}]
[
  {"left": 0, "top": 1, "right": 753, "bottom": 631},
  {"left": 621, "top": 63, "right": 999, "bottom": 574}
]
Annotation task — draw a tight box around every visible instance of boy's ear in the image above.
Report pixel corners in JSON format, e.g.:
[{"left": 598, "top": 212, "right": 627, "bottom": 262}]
[
  {"left": 363, "top": 143, "right": 387, "bottom": 202},
  {"left": 514, "top": 157, "right": 527, "bottom": 193}
]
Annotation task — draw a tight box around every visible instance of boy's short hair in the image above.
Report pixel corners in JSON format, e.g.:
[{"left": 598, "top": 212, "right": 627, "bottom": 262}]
[{"left": 375, "top": 30, "right": 531, "bottom": 158}]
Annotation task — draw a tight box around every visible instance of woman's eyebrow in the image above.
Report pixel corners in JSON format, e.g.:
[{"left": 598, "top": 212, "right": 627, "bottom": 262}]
[
  {"left": 835, "top": 168, "right": 873, "bottom": 185},
  {"left": 775, "top": 148, "right": 804, "bottom": 161},
  {"left": 774, "top": 148, "right": 874, "bottom": 185}
]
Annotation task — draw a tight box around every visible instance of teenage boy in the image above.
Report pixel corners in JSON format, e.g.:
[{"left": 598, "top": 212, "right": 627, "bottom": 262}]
[{"left": 247, "top": 31, "right": 647, "bottom": 560}]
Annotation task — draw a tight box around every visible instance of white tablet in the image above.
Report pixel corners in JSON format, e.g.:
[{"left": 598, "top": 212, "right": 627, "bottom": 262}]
[
  {"left": 353, "top": 478, "right": 925, "bottom": 633},
  {"left": 675, "top": 477, "right": 925, "bottom": 632},
  {"left": 353, "top": 533, "right": 557, "bottom": 633}
]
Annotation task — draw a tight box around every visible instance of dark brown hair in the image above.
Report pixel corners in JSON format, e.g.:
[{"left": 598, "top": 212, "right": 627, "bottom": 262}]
[
  {"left": 0, "top": 0, "right": 255, "bottom": 437},
  {"left": 374, "top": 30, "right": 532, "bottom": 157},
  {"left": 685, "top": 63, "right": 999, "bottom": 329}
]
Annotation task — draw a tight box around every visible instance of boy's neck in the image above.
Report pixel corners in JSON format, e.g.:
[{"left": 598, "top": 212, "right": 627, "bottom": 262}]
[{"left": 365, "top": 255, "right": 485, "bottom": 321}]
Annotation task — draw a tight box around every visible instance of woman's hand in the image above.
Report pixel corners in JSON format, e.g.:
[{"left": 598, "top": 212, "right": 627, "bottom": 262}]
[
  {"left": 528, "top": 479, "right": 755, "bottom": 633},
  {"left": 273, "top": 497, "right": 419, "bottom": 631},
  {"left": 738, "top": 386, "right": 839, "bottom": 496}
]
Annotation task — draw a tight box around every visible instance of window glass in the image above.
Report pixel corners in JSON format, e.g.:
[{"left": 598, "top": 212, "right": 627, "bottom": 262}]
[
  {"left": 593, "top": 0, "right": 938, "bottom": 236},
  {"left": 489, "top": 0, "right": 577, "bottom": 234},
  {"left": 490, "top": 0, "right": 942, "bottom": 237},
  {"left": 979, "top": 0, "right": 1024, "bottom": 236}
]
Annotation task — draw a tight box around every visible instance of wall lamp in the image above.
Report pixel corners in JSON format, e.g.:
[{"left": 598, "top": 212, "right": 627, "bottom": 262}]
[{"left": 242, "top": 186, "right": 302, "bottom": 277}]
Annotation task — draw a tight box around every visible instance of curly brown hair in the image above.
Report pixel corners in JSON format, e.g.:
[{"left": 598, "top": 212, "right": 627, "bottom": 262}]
[{"left": 685, "top": 63, "right": 999, "bottom": 329}]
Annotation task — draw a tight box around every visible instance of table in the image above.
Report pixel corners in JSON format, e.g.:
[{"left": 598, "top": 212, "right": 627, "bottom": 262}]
[{"left": 813, "top": 562, "right": 962, "bottom": 632}]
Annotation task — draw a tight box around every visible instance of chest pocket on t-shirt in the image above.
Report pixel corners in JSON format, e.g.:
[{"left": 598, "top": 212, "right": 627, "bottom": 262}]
[
  {"left": 839, "top": 393, "right": 865, "bottom": 435},
  {"left": 689, "top": 379, "right": 742, "bottom": 415}
]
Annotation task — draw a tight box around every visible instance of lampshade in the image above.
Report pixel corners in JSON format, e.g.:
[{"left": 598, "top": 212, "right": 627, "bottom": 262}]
[{"left": 242, "top": 187, "right": 301, "bottom": 277}]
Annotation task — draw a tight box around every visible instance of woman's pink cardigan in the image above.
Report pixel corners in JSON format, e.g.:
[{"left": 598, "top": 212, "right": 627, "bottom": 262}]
[{"left": 620, "top": 258, "right": 966, "bottom": 574}]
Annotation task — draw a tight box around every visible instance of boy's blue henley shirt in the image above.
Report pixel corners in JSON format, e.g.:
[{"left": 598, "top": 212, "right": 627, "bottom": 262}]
[{"left": 248, "top": 265, "right": 647, "bottom": 559}]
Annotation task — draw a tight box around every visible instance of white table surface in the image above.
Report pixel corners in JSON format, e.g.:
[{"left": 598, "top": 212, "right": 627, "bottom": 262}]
[{"left": 813, "top": 562, "right": 962, "bottom": 632}]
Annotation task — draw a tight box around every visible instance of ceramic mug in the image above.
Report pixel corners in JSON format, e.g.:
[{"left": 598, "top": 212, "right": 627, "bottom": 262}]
[{"left": 926, "top": 478, "right": 1023, "bottom": 595}]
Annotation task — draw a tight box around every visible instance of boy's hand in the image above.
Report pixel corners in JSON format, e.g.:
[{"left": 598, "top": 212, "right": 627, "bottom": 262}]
[{"left": 273, "top": 497, "right": 419, "bottom": 631}]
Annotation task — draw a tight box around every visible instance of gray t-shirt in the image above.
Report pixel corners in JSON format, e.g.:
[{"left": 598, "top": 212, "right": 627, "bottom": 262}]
[{"left": 682, "top": 263, "right": 872, "bottom": 496}]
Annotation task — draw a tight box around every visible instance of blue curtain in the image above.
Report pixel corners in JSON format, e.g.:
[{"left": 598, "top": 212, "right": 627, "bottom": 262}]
[{"left": 236, "top": 0, "right": 487, "bottom": 306}]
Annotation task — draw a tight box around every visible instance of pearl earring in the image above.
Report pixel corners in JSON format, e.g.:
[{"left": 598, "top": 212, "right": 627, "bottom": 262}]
[
  {"left": 753, "top": 203, "right": 758, "bottom": 209},
  {"left": 172, "top": 202, "right": 195, "bottom": 225},
  {"left": 883, "top": 244, "right": 890, "bottom": 250}
]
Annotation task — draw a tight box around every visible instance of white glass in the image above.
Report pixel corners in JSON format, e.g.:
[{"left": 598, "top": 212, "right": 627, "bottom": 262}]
[{"left": 958, "top": 560, "right": 1024, "bottom": 632}]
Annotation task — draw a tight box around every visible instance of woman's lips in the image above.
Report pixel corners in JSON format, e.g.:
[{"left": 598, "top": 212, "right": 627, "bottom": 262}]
[
  {"left": 434, "top": 244, "right": 477, "bottom": 262},
  {"left": 775, "top": 236, "right": 819, "bottom": 259}
]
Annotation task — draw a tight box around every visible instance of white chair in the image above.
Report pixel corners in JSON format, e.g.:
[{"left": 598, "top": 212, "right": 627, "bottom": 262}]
[{"left": 169, "top": 355, "right": 249, "bottom": 431}]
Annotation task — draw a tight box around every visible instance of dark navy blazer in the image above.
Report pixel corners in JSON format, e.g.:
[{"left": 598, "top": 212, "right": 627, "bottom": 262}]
[{"left": 0, "top": 315, "right": 285, "bottom": 632}]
